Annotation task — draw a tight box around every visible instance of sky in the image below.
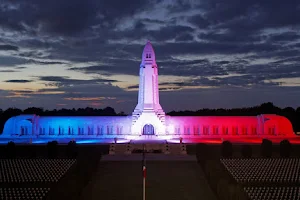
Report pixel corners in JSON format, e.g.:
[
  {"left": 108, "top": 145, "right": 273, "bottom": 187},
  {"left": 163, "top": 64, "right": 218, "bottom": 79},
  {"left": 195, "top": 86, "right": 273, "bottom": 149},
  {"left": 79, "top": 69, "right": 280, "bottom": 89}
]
[{"left": 0, "top": 0, "right": 300, "bottom": 114}]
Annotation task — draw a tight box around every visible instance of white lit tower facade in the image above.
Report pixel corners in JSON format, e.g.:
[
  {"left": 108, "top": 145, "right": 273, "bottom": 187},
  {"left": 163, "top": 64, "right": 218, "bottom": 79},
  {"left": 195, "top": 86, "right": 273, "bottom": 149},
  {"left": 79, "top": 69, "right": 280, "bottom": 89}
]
[{"left": 131, "top": 41, "right": 166, "bottom": 137}]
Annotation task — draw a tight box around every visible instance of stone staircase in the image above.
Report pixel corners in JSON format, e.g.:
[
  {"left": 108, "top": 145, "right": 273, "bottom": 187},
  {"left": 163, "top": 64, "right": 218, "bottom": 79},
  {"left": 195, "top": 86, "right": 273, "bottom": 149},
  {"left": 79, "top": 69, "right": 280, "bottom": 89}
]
[{"left": 109, "top": 143, "right": 187, "bottom": 155}]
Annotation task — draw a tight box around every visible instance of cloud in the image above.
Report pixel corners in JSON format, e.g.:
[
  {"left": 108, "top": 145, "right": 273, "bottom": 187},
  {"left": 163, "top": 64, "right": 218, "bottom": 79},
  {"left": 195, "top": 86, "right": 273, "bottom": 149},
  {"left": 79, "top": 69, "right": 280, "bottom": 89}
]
[
  {"left": 26, "top": 59, "right": 66, "bottom": 65},
  {"left": 0, "top": 44, "right": 19, "bottom": 51},
  {"left": 4, "top": 79, "right": 32, "bottom": 83},
  {"left": 69, "top": 60, "right": 140, "bottom": 76},
  {"left": 127, "top": 85, "right": 139, "bottom": 89},
  {"left": 159, "top": 86, "right": 300, "bottom": 112},
  {"left": 38, "top": 76, "right": 119, "bottom": 87},
  {"left": 192, "top": 0, "right": 300, "bottom": 31},
  {"left": 267, "top": 32, "right": 300, "bottom": 43},
  {"left": 0, "top": 56, "right": 27, "bottom": 67},
  {"left": 0, "top": 69, "right": 18, "bottom": 72},
  {"left": 0, "top": 0, "right": 300, "bottom": 111},
  {"left": 175, "top": 32, "right": 194, "bottom": 42},
  {"left": 0, "top": 0, "right": 159, "bottom": 36}
]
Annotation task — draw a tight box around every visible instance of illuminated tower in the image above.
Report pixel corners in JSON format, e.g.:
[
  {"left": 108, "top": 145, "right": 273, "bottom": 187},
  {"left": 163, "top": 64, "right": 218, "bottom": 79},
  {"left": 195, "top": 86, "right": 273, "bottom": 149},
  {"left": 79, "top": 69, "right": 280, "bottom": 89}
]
[{"left": 131, "top": 41, "right": 166, "bottom": 137}]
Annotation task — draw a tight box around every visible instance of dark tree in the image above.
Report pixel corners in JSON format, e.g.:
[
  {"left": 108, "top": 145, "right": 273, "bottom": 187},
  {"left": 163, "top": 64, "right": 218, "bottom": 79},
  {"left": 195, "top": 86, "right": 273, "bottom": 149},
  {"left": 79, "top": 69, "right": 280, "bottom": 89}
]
[
  {"left": 241, "top": 145, "right": 252, "bottom": 158},
  {"left": 261, "top": 139, "right": 272, "bottom": 158},
  {"left": 280, "top": 139, "right": 292, "bottom": 158},
  {"left": 221, "top": 141, "right": 233, "bottom": 158},
  {"left": 23, "top": 107, "right": 44, "bottom": 115}
]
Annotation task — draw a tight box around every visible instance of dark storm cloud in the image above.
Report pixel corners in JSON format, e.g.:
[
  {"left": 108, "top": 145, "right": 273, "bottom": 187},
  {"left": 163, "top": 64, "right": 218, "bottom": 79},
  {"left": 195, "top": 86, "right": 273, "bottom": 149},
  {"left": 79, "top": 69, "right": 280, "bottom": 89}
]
[
  {"left": 175, "top": 32, "right": 194, "bottom": 42},
  {"left": 69, "top": 58, "right": 217, "bottom": 77},
  {"left": 192, "top": 0, "right": 300, "bottom": 31},
  {"left": 110, "top": 24, "right": 195, "bottom": 43},
  {"left": 0, "top": 0, "right": 159, "bottom": 36},
  {"left": 0, "top": 56, "right": 28, "bottom": 66},
  {"left": 158, "top": 59, "right": 228, "bottom": 77},
  {"left": 160, "top": 75, "right": 278, "bottom": 88},
  {"left": 19, "top": 39, "right": 51, "bottom": 49},
  {"left": 267, "top": 32, "right": 300, "bottom": 43},
  {"left": 198, "top": 31, "right": 263, "bottom": 43},
  {"left": 0, "top": 69, "right": 18, "bottom": 72},
  {"left": 0, "top": 44, "right": 19, "bottom": 51},
  {"left": 1, "top": 0, "right": 300, "bottom": 110},
  {"left": 127, "top": 85, "right": 139, "bottom": 89},
  {"left": 155, "top": 42, "right": 280, "bottom": 57},
  {"left": 38, "top": 76, "right": 119, "bottom": 87},
  {"left": 18, "top": 50, "right": 50, "bottom": 59},
  {"left": 0, "top": 55, "right": 65, "bottom": 67},
  {"left": 5, "top": 79, "right": 32, "bottom": 83},
  {"left": 165, "top": 63, "right": 300, "bottom": 88},
  {"left": 69, "top": 58, "right": 141, "bottom": 76},
  {"left": 150, "top": 26, "right": 194, "bottom": 42},
  {"left": 141, "top": 18, "right": 166, "bottom": 25},
  {"left": 272, "top": 56, "right": 300, "bottom": 64},
  {"left": 165, "top": 0, "right": 194, "bottom": 13},
  {"left": 26, "top": 59, "right": 66, "bottom": 65},
  {"left": 159, "top": 86, "right": 300, "bottom": 112},
  {"left": 10, "top": 90, "right": 35, "bottom": 94},
  {"left": 188, "top": 15, "right": 210, "bottom": 29}
]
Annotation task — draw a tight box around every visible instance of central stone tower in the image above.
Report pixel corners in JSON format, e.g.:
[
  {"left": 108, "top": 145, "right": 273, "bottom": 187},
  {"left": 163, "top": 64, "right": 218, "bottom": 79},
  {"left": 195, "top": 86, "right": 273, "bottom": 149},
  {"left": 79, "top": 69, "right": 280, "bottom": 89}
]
[{"left": 131, "top": 41, "right": 166, "bottom": 137}]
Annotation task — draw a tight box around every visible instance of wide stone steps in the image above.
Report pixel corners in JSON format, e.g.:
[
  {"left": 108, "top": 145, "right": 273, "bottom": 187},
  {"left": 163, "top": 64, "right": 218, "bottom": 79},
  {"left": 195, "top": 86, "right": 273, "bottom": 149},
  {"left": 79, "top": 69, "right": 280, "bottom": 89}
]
[{"left": 109, "top": 144, "right": 187, "bottom": 155}]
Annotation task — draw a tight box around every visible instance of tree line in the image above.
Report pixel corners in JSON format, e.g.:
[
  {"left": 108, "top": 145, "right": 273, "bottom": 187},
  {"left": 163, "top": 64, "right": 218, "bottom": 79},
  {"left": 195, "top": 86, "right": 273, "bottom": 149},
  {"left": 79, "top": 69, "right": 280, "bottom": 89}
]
[{"left": 0, "top": 102, "right": 300, "bottom": 133}]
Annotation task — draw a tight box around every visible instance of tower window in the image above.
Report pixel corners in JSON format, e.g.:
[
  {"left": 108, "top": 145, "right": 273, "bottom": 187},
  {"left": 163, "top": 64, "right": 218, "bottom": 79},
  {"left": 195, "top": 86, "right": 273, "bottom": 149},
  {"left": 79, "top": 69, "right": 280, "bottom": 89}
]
[{"left": 146, "top": 53, "right": 151, "bottom": 59}]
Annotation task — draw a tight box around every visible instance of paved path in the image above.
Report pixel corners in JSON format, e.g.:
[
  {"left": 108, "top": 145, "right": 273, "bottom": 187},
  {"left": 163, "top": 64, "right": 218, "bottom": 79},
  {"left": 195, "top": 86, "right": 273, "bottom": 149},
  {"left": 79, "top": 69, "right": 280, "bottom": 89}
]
[{"left": 80, "top": 157, "right": 217, "bottom": 200}]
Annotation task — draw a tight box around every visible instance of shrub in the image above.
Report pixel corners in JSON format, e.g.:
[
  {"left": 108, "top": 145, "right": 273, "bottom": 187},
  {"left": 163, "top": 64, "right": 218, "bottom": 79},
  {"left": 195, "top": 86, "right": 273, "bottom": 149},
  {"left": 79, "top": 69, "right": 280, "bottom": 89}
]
[
  {"left": 261, "top": 139, "right": 272, "bottom": 158},
  {"left": 241, "top": 145, "right": 252, "bottom": 158},
  {"left": 280, "top": 139, "right": 292, "bottom": 158},
  {"left": 221, "top": 141, "right": 233, "bottom": 158}
]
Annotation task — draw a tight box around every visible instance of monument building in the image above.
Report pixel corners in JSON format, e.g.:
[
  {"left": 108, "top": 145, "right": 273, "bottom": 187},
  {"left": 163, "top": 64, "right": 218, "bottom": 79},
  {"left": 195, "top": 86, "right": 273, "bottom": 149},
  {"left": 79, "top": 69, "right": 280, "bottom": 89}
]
[{"left": 0, "top": 41, "right": 297, "bottom": 143}]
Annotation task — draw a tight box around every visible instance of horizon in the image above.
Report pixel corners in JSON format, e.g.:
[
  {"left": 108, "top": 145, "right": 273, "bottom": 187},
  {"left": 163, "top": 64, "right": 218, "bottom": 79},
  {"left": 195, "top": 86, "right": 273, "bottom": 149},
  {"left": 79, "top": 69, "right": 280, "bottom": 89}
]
[{"left": 0, "top": 0, "right": 300, "bottom": 113}]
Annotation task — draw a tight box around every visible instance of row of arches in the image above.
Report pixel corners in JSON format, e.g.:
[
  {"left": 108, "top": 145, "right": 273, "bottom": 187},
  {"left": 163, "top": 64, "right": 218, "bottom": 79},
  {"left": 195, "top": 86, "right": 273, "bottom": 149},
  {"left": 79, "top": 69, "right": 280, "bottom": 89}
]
[
  {"left": 16, "top": 123, "right": 278, "bottom": 137},
  {"left": 169, "top": 125, "right": 277, "bottom": 136},
  {"left": 18, "top": 124, "right": 155, "bottom": 136}
]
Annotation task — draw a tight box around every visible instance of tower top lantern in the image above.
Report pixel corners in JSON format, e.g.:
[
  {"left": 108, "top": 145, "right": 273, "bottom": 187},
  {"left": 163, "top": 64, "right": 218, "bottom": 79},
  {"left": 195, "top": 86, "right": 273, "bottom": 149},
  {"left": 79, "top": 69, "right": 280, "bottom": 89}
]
[{"left": 141, "top": 40, "right": 156, "bottom": 66}]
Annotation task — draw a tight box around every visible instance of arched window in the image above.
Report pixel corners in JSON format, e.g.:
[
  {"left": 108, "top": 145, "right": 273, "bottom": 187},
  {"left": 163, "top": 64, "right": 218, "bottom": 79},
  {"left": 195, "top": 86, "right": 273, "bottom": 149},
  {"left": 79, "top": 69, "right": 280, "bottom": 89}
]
[
  {"left": 149, "top": 54, "right": 151, "bottom": 58},
  {"left": 146, "top": 54, "right": 148, "bottom": 58}
]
